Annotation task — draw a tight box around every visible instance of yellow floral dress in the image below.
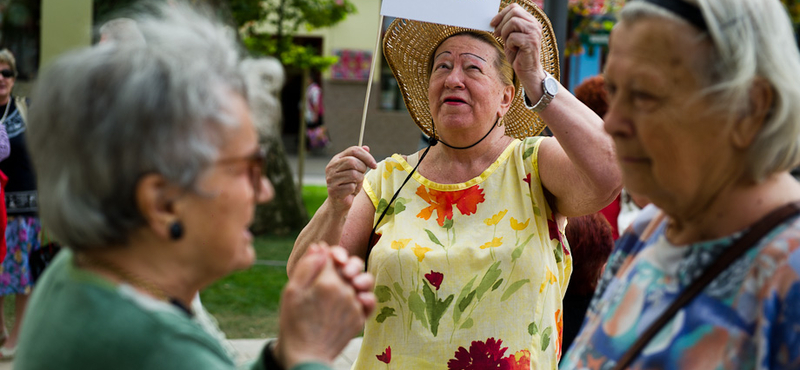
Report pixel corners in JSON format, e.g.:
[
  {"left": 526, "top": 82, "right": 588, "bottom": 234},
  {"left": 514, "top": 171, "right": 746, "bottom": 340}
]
[{"left": 353, "top": 137, "right": 571, "bottom": 370}]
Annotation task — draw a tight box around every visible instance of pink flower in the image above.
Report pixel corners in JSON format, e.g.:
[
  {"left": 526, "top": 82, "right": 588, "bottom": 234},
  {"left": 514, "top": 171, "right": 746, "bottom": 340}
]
[
  {"left": 425, "top": 271, "right": 444, "bottom": 290},
  {"left": 377, "top": 346, "right": 391, "bottom": 364},
  {"left": 523, "top": 173, "right": 531, "bottom": 185}
]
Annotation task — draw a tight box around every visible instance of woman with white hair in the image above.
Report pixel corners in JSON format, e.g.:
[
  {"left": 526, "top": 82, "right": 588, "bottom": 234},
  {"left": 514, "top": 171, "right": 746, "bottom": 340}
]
[
  {"left": 561, "top": 0, "right": 800, "bottom": 368},
  {"left": 13, "top": 3, "right": 374, "bottom": 370}
]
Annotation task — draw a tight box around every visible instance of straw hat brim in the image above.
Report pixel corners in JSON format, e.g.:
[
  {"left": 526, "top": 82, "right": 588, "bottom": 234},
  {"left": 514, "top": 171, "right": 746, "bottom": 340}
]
[{"left": 382, "top": 0, "right": 559, "bottom": 139}]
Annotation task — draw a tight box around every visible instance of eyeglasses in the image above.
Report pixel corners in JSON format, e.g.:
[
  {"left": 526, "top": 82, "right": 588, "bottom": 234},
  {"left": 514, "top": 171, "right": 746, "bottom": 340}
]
[
  {"left": 216, "top": 147, "right": 267, "bottom": 199},
  {"left": 0, "top": 70, "right": 14, "bottom": 79}
]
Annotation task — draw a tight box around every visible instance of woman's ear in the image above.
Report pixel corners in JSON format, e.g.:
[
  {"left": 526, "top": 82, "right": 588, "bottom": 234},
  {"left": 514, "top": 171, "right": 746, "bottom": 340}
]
[
  {"left": 731, "top": 77, "right": 773, "bottom": 149},
  {"left": 499, "top": 85, "right": 515, "bottom": 115},
  {"left": 135, "top": 173, "right": 182, "bottom": 240}
]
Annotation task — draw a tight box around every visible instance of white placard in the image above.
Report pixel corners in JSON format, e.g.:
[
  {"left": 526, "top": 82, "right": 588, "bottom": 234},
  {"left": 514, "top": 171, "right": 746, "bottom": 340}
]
[{"left": 380, "top": 0, "right": 502, "bottom": 32}]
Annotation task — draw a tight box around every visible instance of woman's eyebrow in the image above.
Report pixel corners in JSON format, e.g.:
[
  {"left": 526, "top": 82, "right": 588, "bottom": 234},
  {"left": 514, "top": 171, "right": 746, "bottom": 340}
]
[
  {"left": 433, "top": 51, "right": 452, "bottom": 61},
  {"left": 461, "top": 52, "right": 487, "bottom": 62},
  {"left": 432, "top": 51, "right": 488, "bottom": 63}
]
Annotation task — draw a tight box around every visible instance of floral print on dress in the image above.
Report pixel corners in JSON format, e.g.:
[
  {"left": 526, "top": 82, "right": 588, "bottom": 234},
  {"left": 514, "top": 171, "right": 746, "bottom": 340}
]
[
  {"left": 377, "top": 346, "right": 391, "bottom": 364},
  {"left": 447, "top": 338, "right": 531, "bottom": 370},
  {"left": 416, "top": 184, "right": 485, "bottom": 227},
  {"left": 358, "top": 138, "right": 568, "bottom": 369},
  {"left": 0, "top": 216, "right": 41, "bottom": 296},
  {"left": 561, "top": 207, "right": 800, "bottom": 369}
]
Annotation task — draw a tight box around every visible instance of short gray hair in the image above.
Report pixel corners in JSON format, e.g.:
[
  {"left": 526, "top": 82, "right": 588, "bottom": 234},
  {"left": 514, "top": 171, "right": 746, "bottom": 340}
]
[
  {"left": 620, "top": 0, "right": 800, "bottom": 181},
  {"left": 27, "top": 2, "right": 283, "bottom": 250}
]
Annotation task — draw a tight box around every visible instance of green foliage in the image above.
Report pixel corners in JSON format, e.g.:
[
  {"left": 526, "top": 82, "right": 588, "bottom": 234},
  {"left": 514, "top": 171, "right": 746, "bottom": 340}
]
[
  {"left": 238, "top": 0, "right": 357, "bottom": 69},
  {"left": 243, "top": 35, "right": 339, "bottom": 69}
]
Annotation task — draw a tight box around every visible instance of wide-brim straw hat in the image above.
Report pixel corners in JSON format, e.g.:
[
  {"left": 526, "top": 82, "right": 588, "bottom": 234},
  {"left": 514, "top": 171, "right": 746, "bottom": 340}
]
[{"left": 382, "top": 0, "right": 559, "bottom": 139}]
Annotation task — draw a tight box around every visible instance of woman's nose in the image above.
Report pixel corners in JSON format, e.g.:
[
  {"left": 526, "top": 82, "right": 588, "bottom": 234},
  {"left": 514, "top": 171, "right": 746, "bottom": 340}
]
[
  {"left": 444, "top": 68, "right": 465, "bottom": 89},
  {"left": 256, "top": 176, "right": 275, "bottom": 204},
  {"left": 603, "top": 97, "right": 633, "bottom": 137}
]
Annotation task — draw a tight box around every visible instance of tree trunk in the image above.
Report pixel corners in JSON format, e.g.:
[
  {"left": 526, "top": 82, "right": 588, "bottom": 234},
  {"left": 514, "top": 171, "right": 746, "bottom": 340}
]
[{"left": 251, "top": 135, "right": 308, "bottom": 235}]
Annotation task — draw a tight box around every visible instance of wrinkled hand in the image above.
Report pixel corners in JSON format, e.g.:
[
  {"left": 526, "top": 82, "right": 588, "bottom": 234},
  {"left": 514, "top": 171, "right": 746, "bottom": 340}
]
[
  {"left": 276, "top": 243, "right": 376, "bottom": 368},
  {"left": 491, "top": 4, "right": 547, "bottom": 94},
  {"left": 325, "top": 146, "right": 377, "bottom": 213}
]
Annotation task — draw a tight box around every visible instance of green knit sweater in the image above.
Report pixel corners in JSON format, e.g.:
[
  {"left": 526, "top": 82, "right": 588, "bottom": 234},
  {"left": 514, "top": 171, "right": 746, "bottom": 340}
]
[{"left": 15, "top": 250, "right": 330, "bottom": 370}]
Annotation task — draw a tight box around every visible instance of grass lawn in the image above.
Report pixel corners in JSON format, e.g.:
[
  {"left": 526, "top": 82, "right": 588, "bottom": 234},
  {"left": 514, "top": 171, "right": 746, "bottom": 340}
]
[{"left": 302, "top": 185, "right": 327, "bottom": 217}]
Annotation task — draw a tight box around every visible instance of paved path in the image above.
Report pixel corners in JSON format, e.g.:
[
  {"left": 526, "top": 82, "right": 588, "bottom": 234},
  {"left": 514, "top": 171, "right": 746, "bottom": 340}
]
[
  {"left": 232, "top": 337, "right": 362, "bottom": 369},
  {"left": 0, "top": 337, "right": 362, "bottom": 369},
  {"left": 286, "top": 153, "right": 331, "bottom": 186}
]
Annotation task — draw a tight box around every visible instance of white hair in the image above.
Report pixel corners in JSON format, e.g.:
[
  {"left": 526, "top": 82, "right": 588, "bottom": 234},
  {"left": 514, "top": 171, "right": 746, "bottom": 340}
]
[
  {"left": 27, "top": 2, "right": 284, "bottom": 250},
  {"left": 620, "top": 0, "right": 800, "bottom": 181}
]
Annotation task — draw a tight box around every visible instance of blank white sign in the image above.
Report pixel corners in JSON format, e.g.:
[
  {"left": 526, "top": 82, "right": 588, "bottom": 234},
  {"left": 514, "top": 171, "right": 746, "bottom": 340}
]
[{"left": 380, "top": 0, "right": 503, "bottom": 31}]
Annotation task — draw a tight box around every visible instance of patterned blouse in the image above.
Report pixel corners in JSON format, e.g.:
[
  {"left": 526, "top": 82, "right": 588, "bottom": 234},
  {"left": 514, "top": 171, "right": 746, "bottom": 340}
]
[
  {"left": 353, "top": 137, "right": 572, "bottom": 370},
  {"left": 560, "top": 205, "right": 800, "bottom": 369}
]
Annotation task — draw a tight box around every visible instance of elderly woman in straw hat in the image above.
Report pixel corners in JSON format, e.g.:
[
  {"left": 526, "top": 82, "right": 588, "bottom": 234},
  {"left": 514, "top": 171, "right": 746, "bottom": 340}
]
[
  {"left": 289, "top": 0, "right": 620, "bottom": 367},
  {"left": 560, "top": 0, "right": 800, "bottom": 368},
  {"left": 13, "top": 3, "right": 375, "bottom": 370}
]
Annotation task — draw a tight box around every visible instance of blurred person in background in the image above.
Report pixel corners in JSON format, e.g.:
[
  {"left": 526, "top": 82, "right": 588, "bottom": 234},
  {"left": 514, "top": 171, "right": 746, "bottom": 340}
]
[
  {"left": 0, "top": 47, "right": 36, "bottom": 361},
  {"left": 560, "top": 213, "right": 614, "bottom": 353},
  {"left": 573, "top": 75, "right": 649, "bottom": 239}
]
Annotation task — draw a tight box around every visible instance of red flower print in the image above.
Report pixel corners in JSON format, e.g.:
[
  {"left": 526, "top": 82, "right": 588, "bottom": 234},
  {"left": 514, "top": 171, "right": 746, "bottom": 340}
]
[
  {"left": 369, "top": 232, "right": 382, "bottom": 249},
  {"left": 447, "top": 337, "right": 510, "bottom": 370},
  {"left": 523, "top": 173, "right": 531, "bottom": 185},
  {"left": 547, "top": 218, "right": 569, "bottom": 255},
  {"left": 425, "top": 271, "right": 444, "bottom": 290},
  {"left": 377, "top": 346, "right": 391, "bottom": 364},
  {"left": 416, "top": 185, "right": 486, "bottom": 227},
  {"left": 503, "top": 349, "right": 531, "bottom": 370}
]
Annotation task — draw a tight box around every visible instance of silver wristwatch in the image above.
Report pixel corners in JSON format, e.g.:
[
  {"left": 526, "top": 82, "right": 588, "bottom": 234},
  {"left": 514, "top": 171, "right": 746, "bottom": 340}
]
[{"left": 523, "top": 71, "right": 559, "bottom": 113}]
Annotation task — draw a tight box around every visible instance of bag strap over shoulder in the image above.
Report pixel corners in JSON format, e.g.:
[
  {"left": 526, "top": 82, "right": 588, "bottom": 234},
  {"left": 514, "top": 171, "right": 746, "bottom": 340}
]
[{"left": 612, "top": 201, "right": 800, "bottom": 370}]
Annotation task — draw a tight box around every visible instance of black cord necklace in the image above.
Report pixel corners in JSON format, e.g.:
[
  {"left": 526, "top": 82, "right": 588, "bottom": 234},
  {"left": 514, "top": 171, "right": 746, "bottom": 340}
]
[
  {"left": 364, "top": 118, "right": 501, "bottom": 266},
  {"left": 433, "top": 117, "right": 500, "bottom": 150}
]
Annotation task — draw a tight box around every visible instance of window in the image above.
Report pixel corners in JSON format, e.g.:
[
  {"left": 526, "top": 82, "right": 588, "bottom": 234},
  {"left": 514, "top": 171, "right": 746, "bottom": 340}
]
[{"left": 379, "top": 16, "right": 406, "bottom": 111}]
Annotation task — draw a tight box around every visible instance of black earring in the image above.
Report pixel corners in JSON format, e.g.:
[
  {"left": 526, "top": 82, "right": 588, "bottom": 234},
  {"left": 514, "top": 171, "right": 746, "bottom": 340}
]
[{"left": 169, "top": 221, "right": 184, "bottom": 240}]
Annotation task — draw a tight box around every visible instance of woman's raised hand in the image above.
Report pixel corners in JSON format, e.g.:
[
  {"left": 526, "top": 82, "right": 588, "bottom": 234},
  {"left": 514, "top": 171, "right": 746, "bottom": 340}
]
[
  {"left": 325, "top": 146, "right": 377, "bottom": 213},
  {"left": 491, "top": 4, "right": 547, "bottom": 93}
]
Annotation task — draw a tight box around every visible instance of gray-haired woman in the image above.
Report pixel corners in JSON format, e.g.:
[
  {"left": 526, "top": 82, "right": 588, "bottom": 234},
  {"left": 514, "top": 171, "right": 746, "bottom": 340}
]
[
  {"left": 561, "top": 0, "right": 800, "bottom": 368},
  {"left": 13, "top": 3, "right": 374, "bottom": 370}
]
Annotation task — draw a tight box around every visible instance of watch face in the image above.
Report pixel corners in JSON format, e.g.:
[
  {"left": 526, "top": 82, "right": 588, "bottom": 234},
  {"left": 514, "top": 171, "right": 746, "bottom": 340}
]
[{"left": 544, "top": 77, "right": 559, "bottom": 95}]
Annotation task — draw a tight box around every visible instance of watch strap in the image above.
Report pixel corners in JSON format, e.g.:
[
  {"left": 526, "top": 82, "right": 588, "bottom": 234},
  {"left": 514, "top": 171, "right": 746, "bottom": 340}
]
[
  {"left": 523, "top": 72, "right": 556, "bottom": 113},
  {"left": 523, "top": 86, "right": 554, "bottom": 113}
]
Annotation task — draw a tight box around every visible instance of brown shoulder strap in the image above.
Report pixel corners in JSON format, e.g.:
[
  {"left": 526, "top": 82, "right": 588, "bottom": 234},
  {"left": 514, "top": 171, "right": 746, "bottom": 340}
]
[{"left": 612, "top": 201, "right": 800, "bottom": 370}]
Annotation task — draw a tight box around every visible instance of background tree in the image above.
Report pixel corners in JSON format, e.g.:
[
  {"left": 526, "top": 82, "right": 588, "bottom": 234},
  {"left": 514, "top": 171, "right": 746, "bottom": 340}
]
[{"left": 94, "top": 0, "right": 357, "bottom": 235}]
